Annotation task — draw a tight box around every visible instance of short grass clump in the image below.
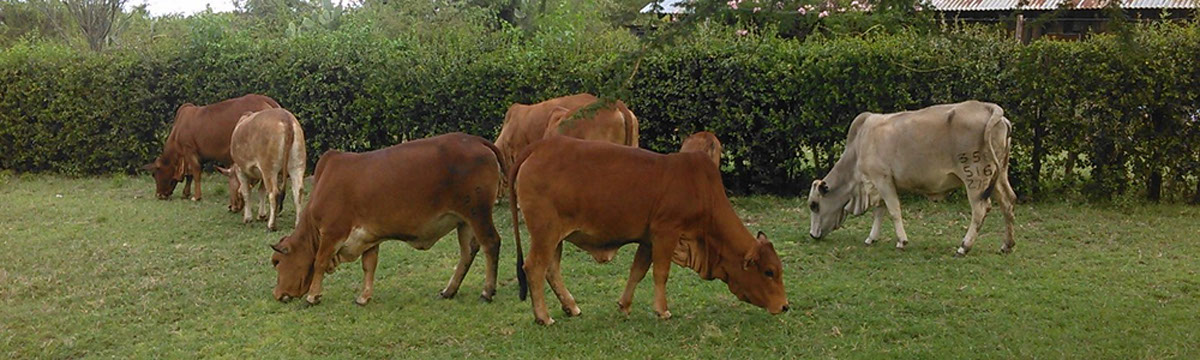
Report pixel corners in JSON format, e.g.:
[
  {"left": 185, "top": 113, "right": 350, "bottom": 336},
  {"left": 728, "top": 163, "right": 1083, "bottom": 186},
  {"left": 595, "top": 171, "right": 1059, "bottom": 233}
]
[{"left": 1, "top": 175, "right": 1198, "bottom": 358}]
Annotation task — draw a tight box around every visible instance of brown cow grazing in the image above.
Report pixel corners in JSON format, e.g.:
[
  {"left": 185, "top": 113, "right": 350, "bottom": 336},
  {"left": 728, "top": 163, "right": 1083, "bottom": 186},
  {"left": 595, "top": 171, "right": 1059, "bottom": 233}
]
[
  {"left": 509, "top": 136, "right": 788, "bottom": 325},
  {"left": 494, "top": 94, "right": 639, "bottom": 195},
  {"left": 270, "top": 133, "right": 506, "bottom": 306},
  {"left": 680, "top": 131, "right": 722, "bottom": 167},
  {"left": 215, "top": 108, "right": 307, "bottom": 231},
  {"left": 143, "top": 94, "right": 281, "bottom": 202}
]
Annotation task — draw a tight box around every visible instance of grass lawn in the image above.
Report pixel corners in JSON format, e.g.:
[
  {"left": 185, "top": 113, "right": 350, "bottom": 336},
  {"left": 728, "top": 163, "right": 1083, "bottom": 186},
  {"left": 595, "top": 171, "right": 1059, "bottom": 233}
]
[{"left": 1, "top": 174, "right": 1198, "bottom": 358}]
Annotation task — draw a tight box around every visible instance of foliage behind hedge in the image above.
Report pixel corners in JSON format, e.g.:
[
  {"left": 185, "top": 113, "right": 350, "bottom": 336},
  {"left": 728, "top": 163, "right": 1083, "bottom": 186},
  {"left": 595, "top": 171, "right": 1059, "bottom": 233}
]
[{"left": 1, "top": 18, "right": 1197, "bottom": 200}]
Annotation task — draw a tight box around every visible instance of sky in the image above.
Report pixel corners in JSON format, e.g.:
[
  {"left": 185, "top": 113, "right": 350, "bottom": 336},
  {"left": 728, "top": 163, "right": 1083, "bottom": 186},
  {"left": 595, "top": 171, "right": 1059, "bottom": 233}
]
[{"left": 130, "top": 0, "right": 238, "bottom": 17}]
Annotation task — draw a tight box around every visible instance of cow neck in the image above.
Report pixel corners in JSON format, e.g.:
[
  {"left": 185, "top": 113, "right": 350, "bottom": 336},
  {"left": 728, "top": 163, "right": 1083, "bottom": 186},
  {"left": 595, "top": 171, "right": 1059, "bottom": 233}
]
[
  {"left": 290, "top": 210, "right": 321, "bottom": 255},
  {"left": 823, "top": 144, "right": 862, "bottom": 210},
  {"left": 704, "top": 198, "right": 756, "bottom": 283}
]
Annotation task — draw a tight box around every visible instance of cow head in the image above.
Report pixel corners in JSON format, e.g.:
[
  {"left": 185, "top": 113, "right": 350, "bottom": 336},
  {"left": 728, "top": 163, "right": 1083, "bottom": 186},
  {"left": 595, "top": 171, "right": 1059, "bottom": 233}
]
[
  {"left": 807, "top": 179, "right": 848, "bottom": 239},
  {"left": 721, "top": 232, "right": 789, "bottom": 315},
  {"left": 142, "top": 151, "right": 185, "bottom": 200},
  {"left": 216, "top": 166, "right": 244, "bottom": 212},
  {"left": 270, "top": 234, "right": 315, "bottom": 302}
]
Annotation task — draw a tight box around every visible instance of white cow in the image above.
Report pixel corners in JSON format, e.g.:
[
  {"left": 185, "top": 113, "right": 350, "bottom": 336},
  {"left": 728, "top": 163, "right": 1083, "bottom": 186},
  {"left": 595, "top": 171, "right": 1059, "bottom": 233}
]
[{"left": 806, "top": 101, "right": 1016, "bottom": 256}]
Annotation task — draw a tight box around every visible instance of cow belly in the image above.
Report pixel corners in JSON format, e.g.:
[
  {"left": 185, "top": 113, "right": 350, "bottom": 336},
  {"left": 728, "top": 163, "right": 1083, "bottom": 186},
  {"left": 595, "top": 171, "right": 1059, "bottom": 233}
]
[{"left": 401, "top": 214, "right": 462, "bottom": 250}]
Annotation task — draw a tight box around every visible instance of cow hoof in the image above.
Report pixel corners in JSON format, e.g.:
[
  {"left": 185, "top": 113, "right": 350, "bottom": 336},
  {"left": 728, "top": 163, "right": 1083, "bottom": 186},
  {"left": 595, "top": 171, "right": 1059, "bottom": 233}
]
[
  {"left": 895, "top": 241, "right": 908, "bottom": 250},
  {"left": 439, "top": 290, "right": 457, "bottom": 299},
  {"left": 864, "top": 238, "right": 876, "bottom": 246},
  {"left": 267, "top": 225, "right": 277, "bottom": 232},
  {"left": 305, "top": 294, "right": 322, "bottom": 305},
  {"left": 190, "top": 197, "right": 200, "bottom": 202},
  {"left": 562, "top": 305, "right": 581, "bottom": 317},
  {"left": 656, "top": 310, "right": 672, "bottom": 320},
  {"left": 1000, "top": 245, "right": 1014, "bottom": 254},
  {"left": 354, "top": 297, "right": 370, "bottom": 306},
  {"left": 954, "top": 248, "right": 968, "bottom": 257},
  {"left": 535, "top": 317, "right": 556, "bottom": 326},
  {"left": 479, "top": 294, "right": 493, "bottom": 303},
  {"left": 617, "top": 302, "right": 632, "bottom": 316},
  {"left": 242, "top": 218, "right": 252, "bottom": 224}
]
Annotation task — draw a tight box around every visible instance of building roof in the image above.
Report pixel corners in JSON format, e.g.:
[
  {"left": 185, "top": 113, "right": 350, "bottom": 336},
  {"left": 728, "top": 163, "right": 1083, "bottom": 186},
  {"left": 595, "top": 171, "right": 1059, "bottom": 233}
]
[
  {"left": 640, "top": 0, "right": 691, "bottom": 14},
  {"left": 640, "top": 0, "right": 1197, "bottom": 13},
  {"left": 929, "top": 0, "right": 1198, "bottom": 11}
]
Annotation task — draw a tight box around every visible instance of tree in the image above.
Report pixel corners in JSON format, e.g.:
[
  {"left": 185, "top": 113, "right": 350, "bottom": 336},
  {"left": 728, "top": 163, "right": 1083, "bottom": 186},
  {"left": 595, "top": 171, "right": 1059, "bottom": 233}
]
[{"left": 58, "top": 0, "right": 127, "bottom": 51}]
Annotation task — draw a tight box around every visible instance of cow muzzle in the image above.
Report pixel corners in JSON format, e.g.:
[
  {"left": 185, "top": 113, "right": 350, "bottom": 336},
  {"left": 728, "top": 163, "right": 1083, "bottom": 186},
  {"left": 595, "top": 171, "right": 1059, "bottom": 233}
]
[{"left": 771, "top": 302, "right": 791, "bottom": 315}]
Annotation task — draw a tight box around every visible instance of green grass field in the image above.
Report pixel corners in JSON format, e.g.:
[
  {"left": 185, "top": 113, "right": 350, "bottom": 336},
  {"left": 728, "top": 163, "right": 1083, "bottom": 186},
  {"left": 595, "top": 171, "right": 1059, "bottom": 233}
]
[{"left": 2, "top": 174, "right": 1198, "bottom": 358}]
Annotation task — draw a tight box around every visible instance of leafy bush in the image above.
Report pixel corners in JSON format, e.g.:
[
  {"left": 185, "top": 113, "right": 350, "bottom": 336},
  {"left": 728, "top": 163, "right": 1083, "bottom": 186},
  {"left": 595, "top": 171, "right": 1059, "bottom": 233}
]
[{"left": 0, "top": 15, "right": 1197, "bottom": 201}]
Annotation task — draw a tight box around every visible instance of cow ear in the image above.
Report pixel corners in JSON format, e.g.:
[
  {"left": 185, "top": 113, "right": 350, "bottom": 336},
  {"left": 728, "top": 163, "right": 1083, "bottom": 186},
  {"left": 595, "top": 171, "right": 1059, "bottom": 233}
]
[
  {"left": 743, "top": 239, "right": 764, "bottom": 270},
  {"left": 756, "top": 231, "right": 769, "bottom": 244},
  {"left": 141, "top": 163, "right": 157, "bottom": 172},
  {"left": 215, "top": 166, "right": 232, "bottom": 176}
]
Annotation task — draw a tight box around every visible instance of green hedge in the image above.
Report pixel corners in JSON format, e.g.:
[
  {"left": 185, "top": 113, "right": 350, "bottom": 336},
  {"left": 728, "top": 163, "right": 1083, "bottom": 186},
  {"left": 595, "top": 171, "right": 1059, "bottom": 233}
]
[{"left": 1, "top": 19, "right": 1198, "bottom": 200}]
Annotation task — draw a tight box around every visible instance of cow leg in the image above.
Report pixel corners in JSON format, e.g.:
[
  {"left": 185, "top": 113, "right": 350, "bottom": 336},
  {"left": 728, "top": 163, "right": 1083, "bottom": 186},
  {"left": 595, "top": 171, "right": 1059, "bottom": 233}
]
[
  {"left": 236, "top": 170, "right": 254, "bottom": 224},
  {"left": 864, "top": 207, "right": 886, "bottom": 245},
  {"left": 617, "top": 243, "right": 652, "bottom": 316},
  {"left": 355, "top": 245, "right": 379, "bottom": 306},
  {"left": 439, "top": 223, "right": 479, "bottom": 299},
  {"left": 189, "top": 157, "right": 202, "bottom": 201},
  {"left": 181, "top": 176, "right": 192, "bottom": 199},
  {"left": 289, "top": 165, "right": 304, "bottom": 227},
  {"left": 546, "top": 242, "right": 580, "bottom": 317},
  {"left": 956, "top": 196, "right": 991, "bottom": 257},
  {"left": 650, "top": 232, "right": 678, "bottom": 320},
  {"left": 875, "top": 180, "right": 910, "bottom": 249},
  {"left": 306, "top": 229, "right": 348, "bottom": 305},
  {"left": 264, "top": 174, "right": 279, "bottom": 231},
  {"left": 997, "top": 174, "right": 1017, "bottom": 254},
  {"left": 467, "top": 212, "right": 501, "bottom": 302},
  {"left": 523, "top": 222, "right": 563, "bottom": 325},
  {"left": 256, "top": 179, "right": 269, "bottom": 221}
]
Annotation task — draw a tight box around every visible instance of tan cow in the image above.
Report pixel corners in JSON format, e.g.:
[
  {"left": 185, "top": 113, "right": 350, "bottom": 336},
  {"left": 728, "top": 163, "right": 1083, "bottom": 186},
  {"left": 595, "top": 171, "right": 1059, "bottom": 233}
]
[
  {"left": 680, "top": 131, "right": 722, "bottom": 167},
  {"left": 144, "top": 94, "right": 280, "bottom": 202},
  {"left": 215, "top": 108, "right": 306, "bottom": 231},
  {"left": 494, "top": 94, "right": 639, "bottom": 195},
  {"left": 807, "top": 101, "right": 1016, "bottom": 256},
  {"left": 509, "top": 136, "right": 788, "bottom": 325},
  {"left": 270, "top": 133, "right": 506, "bottom": 306}
]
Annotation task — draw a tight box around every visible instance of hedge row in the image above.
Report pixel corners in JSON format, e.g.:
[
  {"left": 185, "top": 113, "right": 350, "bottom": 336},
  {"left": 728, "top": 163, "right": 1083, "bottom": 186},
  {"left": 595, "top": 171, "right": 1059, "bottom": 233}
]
[{"left": 1, "top": 20, "right": 1198, "bottom": 200}]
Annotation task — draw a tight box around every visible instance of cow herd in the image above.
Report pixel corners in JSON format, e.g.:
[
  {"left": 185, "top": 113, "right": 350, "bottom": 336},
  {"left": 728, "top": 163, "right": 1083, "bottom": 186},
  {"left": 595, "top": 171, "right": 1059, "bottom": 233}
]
[{"left": 145, "top": 93, "right": 1014, "bottom": 325}]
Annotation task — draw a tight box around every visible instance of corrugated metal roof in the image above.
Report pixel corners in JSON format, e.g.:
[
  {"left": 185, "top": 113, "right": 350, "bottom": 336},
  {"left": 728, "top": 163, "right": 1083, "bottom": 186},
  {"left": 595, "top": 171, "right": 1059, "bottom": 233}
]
[
  {"left": 640, "top": 0, "right": 1197, "bottom": 13},
  {"left": 929, "top": 0, "right": 1198, "bottom": 11},
  {"left": 640, "top": 0, "right": 691, "bottom": 14}
]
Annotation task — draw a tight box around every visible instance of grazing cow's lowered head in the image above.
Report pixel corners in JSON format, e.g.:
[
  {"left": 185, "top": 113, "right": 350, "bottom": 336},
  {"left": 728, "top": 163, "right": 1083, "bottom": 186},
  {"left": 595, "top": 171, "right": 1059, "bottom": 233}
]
[
  {"left": 270, "top": 230, "right": 316, "bottom": 302},
  {"left": 142, "top": 151, "right": 184, "bottom": 200},
  {"left": 718, "top": 232, "right": 788, "bottom": 314},
  {"left": 808, "top": 171, "right": 874, "bottom": 239}
]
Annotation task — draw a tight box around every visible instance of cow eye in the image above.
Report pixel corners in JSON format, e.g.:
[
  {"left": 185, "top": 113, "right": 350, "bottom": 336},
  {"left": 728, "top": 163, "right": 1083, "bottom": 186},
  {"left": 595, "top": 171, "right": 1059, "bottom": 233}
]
[
  {"left": 809, "top": 202, "right": 819, "bottom": 212},
  {"left": 272, "top": 259, "right": 280, "bottom": 268},
  {"left": 765, "top": 270, "right": 775, "bottom": 278}
]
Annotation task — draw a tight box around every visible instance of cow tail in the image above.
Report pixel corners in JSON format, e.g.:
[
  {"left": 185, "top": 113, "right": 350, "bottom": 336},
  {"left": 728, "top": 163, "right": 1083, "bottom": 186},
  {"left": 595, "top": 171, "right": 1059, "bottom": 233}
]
[
  {"left": 618, "top": 101, "right": 639, "bottom": 147},
  {"left": 979, "top": 105, "right": 1011, "bottom": 201},
  {"left": 476, "top": 137, "right": 509, "bottom": 194},
  {"left": 509, "top": 145, "right": 534, "bottom": 301}
]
